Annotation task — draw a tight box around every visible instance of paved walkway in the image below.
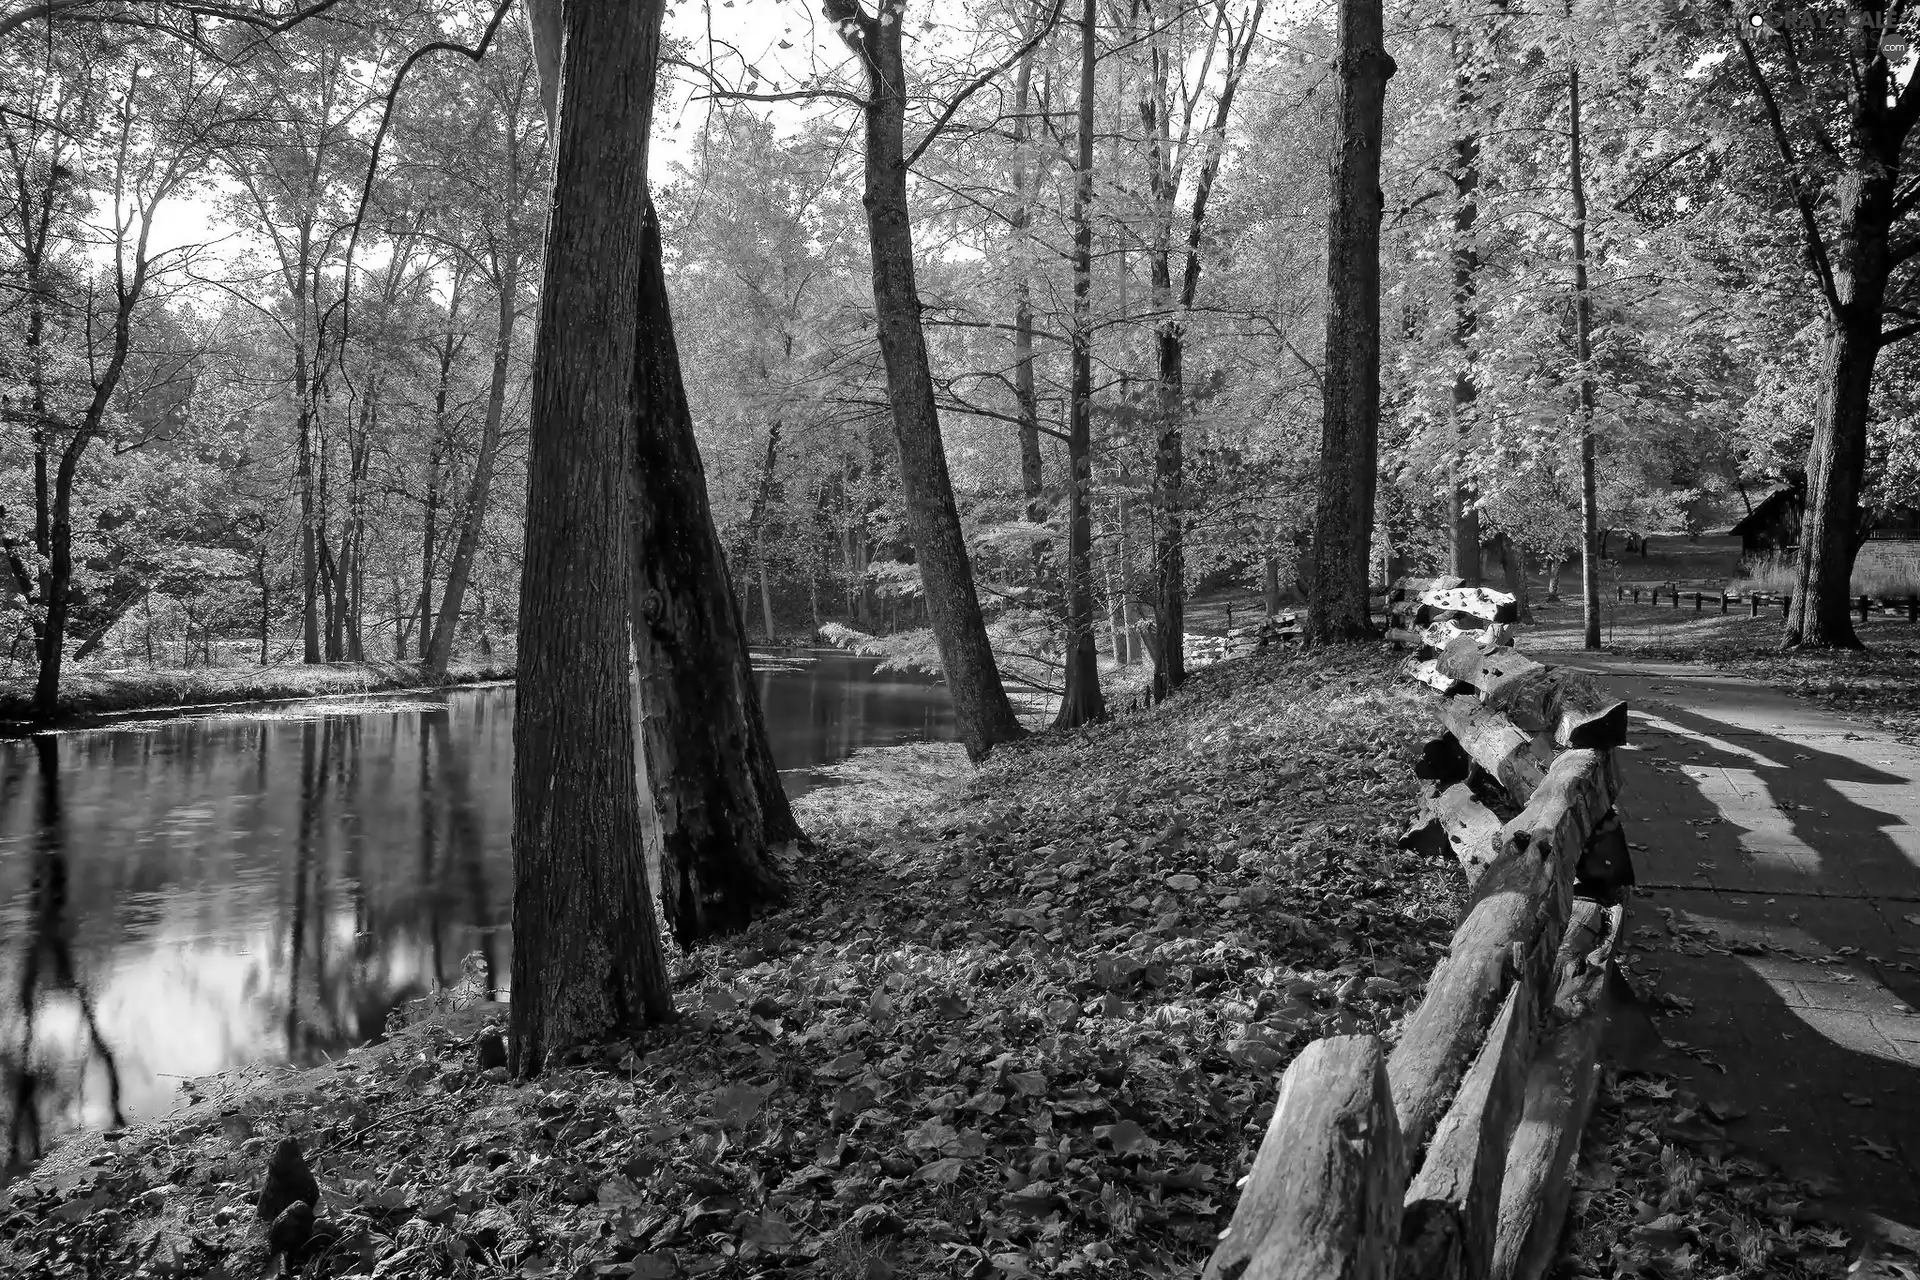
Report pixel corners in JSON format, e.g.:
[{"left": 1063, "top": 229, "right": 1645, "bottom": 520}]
[{"left": 1556, "top": 655, "right": 1920, "bottom": 1232}]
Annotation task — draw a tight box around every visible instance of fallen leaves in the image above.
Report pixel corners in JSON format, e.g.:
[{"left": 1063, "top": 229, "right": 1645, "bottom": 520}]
[{"left": 0, "top": 646, "right": 1464, "bottom": 1280}]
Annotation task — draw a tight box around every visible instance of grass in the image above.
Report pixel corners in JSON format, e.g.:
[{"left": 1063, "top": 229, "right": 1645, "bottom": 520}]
[
  {"left": 1733, "top": 554, "right": 1920, "bottom": 601},
  {"left": 0, "top": 643, "right": 1462, "bottom": 1280},
  {"left": 1510, "top": 589, "right": 1920, "bottom": 745},
  {"left": 0, "top": 657, "right": 516, "bottom": 724}
]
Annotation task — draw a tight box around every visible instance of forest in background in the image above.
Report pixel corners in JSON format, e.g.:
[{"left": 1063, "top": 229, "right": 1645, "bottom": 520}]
[{"left": 4, "top": 0, "right": 1919, "bottom": 714}]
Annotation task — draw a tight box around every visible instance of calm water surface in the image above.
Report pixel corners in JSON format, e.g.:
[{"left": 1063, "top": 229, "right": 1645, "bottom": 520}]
[{"left": 0, "top": 651, "right": 952, "bottom": 1164}]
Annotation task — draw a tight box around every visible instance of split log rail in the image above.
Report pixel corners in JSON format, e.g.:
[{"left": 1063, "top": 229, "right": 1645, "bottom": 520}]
[{"left": 1203, "top": 577, "right": 1636, "bottom": 1280}]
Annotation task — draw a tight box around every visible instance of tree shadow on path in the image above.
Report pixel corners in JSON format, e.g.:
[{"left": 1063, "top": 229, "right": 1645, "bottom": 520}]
[{"left": 1609, "top": 692, "right": 1920, "bottom": 1236}]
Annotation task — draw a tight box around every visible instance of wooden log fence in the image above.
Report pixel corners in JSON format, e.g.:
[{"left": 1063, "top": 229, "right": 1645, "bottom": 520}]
[
  {"left": 1208, "top": 582, "right": 1636, "bottom": 1280},
  {"left": 1609, "top": 583, "right": 1920, "bottom": 623}
]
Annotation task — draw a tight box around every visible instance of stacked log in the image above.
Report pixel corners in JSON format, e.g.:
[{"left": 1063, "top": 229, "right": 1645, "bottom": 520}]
[{"left": 1203, "top": 601, "right": 1637, "bottom": 1280}]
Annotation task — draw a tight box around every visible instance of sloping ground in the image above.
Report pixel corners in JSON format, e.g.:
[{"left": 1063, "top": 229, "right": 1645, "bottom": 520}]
[{"left": 0, "top": 645, "right": 1461, "bottom": 1280}]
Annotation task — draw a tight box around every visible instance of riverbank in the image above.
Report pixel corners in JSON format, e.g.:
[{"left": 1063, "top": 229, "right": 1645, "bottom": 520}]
[
  {"left": 0, "top": 658, "right": 518, "bottom": 726},
  {"left": 0, "top": 643, "right": 1464, "bottom": 1279}
]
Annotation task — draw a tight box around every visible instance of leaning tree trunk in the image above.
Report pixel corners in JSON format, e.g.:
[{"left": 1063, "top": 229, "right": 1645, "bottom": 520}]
[
  {"left": 1055, "top": 0, "right": 1106, "bottom": 730},
  {"left": 526, "top": 0, "right": 803, "bottom": 931},
  {"left": 509, "top": 0, "right": 675, "bottom": 1076},
  {"left": 1304, "top": 0, "right": 1394, "bottom": 644},
  {"left": 630, "top": 200, "right": 794, "bottom": 945},
  {"left": 426, "top": 256, "right": 519, "bottom": 678},
  {"left": 827, "top": 0, "right": 1027, "bottom": 760}
]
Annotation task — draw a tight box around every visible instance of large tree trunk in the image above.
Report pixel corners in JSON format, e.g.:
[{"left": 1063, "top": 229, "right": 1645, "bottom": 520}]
[
  {"left": 1304, "top": 0, "right": 1394, "bottom": 643},
  {"left": 1732, "top": 21, "right": 1904, "bottom": 649},
  {"left": 426, "top": 256, "right": 519, "bottom": 677},
  {"left": 1568, "top": 56, "right": 1601, "bottom": 651},
  {"left": 630, "top": 200, "right": 796, "bottom": 944},
  {"left": 525, "top": 0, "right": 801, "bottom": 941},
  {"left": 509, "top": 0, "right": 675, "bottom": 1076},
  {"left": 828, "top": 0, "right": 1027, "bottom": 760},
  {"left": 1790, "top": 314, "right": 1877, "bottom": 648},
  {"left": 1056, "top": 0, "right": 1106, "bottom": 730}
]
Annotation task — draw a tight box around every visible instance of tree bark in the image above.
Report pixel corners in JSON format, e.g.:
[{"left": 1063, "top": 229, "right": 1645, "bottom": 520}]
[
  {"left": 1305, "top": 0, "right": 1394, "bottom": 643},
  {"left": 631, "top": 200, "right": 796, "bottom": 944},
  {"left": 1733, "top": 23, "right": 1909, "bottom": 649},
  {"left": 31, "top": 234, "right": 148, "bottom": 718},
  {"left": 509, "top": 0, "right": 675, "bottom": 1075},
  {"left": 1568, "top": 55, "right": 1601, "bottom": 651},
  {"left": 1790, "top": 315, "right": 1876, "bottom": 647},
  {"left": 826, "top": 0, "right": 1027, "bottom": 760},
  {"left": 1010, "top": 48, "right": 1045, "bottom": 524},
  {"left": 1136, "top": 0, "right": 1262, "bottom": 692},
  {"left": 1448, "top": 22, "right": 1483, "bottom": 587},
  {"left": 750, "top": 423, "right": 782, "bottom": 642},
  {"left": 1055, "top": 0, "right": 1106, "bottom": 730},
  {"left": 295, "top": 256, "right": 323, "bottom": 666},
  {"left": 418, "top": 294, "right": 462, "bottom": 662}
]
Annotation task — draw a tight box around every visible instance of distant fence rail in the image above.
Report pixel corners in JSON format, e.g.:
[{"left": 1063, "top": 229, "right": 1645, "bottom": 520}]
[
  {"left": 1614, "top": 584, "right": 1919, "bottom": 622},
  {"left": 1203, "top": 576, "right": 1636, "bottom": 1280}
]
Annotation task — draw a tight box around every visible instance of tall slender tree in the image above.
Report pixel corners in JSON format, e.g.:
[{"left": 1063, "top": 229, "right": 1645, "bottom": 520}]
[
  {"left": 1055, "top": 0, "right": 1104, "bottom": 728},
  {"left": 1565, "top": 23, "right": 1600, "bottom": 651},
  {"left": 820, "top": 0, "right": 1037, "bottom": 760},
  {"left": 1133, "top": 0, "right": 1264, "bottom": 694},
  {"left": 1304, "top": 0, "right": 1394, "bottom": 642}
]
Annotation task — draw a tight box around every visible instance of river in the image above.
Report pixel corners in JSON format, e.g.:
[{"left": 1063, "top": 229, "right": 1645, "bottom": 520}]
[{"left": 0, "top": 651, "right": 953, "bottom": 1166}]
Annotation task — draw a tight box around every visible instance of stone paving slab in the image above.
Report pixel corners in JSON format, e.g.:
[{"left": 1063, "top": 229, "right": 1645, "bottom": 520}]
[{"left": 1558, "top": 655, "right": 1920, "bottom": 1227}]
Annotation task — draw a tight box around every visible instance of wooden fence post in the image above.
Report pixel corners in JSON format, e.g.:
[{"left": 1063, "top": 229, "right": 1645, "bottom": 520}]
[
  {"left": 1204, "top": 1036, "right": 1404, "bottom": 1280},
  {"left": 1692, "top": 591, "right": 1701, "bottom": 612},
  {"left": 1488, "top": 902, "right": 1623, "bottom": 1280},
  {"left": 1398, "top": 983, "right": 1538, "bottom": 1280},
  {"left": 1719, "top": 592, "right": 1728, "bottom": 614}
]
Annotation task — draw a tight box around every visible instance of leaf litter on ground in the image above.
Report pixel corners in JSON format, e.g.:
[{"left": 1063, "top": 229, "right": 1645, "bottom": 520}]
[
  {"left": 1, "top": 645, "right": 1464, "bottom": 1279},
  {"left": 14, "top": 642, "right": 1899, "bottom": 1279}
]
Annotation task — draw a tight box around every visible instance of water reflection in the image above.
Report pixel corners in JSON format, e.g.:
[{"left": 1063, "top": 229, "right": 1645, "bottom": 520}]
[
  {"left": 0, "top": 651, "right": 951, "bottom": 1168},
  {"left": 6, "top": 737, "right": 125, "bottom": 1166}
]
